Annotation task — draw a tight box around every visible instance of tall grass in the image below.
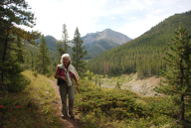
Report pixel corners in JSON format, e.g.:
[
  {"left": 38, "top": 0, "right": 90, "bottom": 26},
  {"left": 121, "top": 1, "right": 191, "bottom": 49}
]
[{"left": 0, "top": 70, "right": 64, "bottom": 128}]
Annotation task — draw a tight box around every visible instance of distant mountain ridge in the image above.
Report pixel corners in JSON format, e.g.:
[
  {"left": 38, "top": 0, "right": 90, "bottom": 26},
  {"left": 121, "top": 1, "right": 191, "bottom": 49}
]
[
  {"left": 82, "top": 29, "right": 131, "bottom": 59},
  {"left": 35, "top": 35, "right": 57, "bottom": 51},
  {"left": 35, "top": 29, "right": 131, "bottom": 59},
  {"left": 83, "top": 29, "right": 131, "bottom": 45}
]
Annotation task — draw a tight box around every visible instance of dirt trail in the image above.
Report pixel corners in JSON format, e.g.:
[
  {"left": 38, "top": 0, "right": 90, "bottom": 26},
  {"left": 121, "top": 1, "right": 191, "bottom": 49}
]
[{"left": 49, "top": 79, "right": 81, "bottom": 128}]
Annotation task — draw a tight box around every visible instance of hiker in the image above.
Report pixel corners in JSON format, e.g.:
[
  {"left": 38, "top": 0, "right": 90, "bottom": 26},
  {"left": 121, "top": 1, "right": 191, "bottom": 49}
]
[{"left": 54, "top": 53, "right": 79, "bottom": 119}]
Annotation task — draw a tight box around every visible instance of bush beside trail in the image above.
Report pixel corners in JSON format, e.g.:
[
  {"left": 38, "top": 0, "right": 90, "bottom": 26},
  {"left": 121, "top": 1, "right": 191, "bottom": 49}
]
[{"left": 75, "top": 79, "right": 189, "bottom": 128}]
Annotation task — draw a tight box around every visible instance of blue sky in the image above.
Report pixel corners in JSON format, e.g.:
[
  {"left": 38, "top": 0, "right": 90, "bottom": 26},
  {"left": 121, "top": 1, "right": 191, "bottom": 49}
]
[{"left": 26, "top": 0, "right": 191, "bottom": 40}]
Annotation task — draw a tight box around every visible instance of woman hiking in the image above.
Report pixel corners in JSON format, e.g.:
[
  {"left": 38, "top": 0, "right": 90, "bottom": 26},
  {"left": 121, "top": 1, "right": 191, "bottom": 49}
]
[{"left": 54, "top": 53, "right": 79, "bottom": 119}]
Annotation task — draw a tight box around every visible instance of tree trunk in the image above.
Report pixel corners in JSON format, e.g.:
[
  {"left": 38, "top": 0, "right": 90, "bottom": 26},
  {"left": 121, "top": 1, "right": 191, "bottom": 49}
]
[
  {"left": 1, "top": 31, "right": 9, "bottom": 86},
  {"left": 180, "top": 94, "right": 185, "bottom": 122}
]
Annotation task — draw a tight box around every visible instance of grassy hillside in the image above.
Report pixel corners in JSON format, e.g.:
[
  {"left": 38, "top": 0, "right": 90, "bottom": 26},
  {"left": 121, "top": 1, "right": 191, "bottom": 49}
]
[
  {"left": 0, "top": 71, "right": 64, "bottom": 128},
  {"left": 88, "top": 11, "right": 191, "bottom": 78}
]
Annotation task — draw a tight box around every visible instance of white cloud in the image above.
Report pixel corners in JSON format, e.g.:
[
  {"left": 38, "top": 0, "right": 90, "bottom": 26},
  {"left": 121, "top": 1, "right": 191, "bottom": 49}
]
[
  {"left": 27, "top": 0, "right": 107, "bottom": 39},
  {"left": 115, "top": 0, "right": 191, "bottom": 38},
  {"left": 26, "top": 0, "right": 191, "bottom": 40}
]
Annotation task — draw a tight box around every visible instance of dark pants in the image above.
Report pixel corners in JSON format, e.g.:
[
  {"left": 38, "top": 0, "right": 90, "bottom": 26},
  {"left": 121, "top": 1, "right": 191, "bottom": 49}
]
[{"left": 59, "top": 84, "right": 74, "bottom": 117}]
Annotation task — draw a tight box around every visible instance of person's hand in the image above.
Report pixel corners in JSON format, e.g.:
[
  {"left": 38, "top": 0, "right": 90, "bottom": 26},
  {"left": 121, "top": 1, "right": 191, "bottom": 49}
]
[
  {"left": 76, "top": 81, "right": 80, "bottom": 86},
  {"left": 58, "top": 76, "right": 66, "bottom": 81}
]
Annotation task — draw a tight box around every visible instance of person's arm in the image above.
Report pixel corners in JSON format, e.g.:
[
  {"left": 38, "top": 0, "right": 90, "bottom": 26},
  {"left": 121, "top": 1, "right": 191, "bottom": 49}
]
[
  {"left": 74, "top": 75, "right": 80, "bottom": 92},
  {"left": 73, "top": 73, "right": 79, "bottom": 86},
  {"left": 70, "top": 72, "right": 80, "bottom": 92}
]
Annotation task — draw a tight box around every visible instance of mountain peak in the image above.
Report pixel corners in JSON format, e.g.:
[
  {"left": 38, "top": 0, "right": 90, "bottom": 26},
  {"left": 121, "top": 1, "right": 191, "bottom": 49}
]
[
  {"left": 83, "top": 28, "right": 131, "bottom": 45},
  {"left": 82, "top": 28, "right": 132, "bottom": 59},
  {"left": 103, "top": 28, "right": 113, "bottom": 32}
]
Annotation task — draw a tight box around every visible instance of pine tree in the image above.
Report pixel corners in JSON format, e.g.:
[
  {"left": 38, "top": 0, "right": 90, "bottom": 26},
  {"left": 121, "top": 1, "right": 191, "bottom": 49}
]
[
  {"left": 0, "top": 0, "right": 35, "bottom": 91},
  {"left": 16, "top": 36, "right": 24, "bottom": 64},
  {"left": 56, "top": 40, "right": 64, "bottom": 61},
  {"left": 72, "top": 27, "right": 87, "bottom": 75},
  {"left": 62, "top": 24, "right": 69, "bottom": 53},
  {"left": 36, "top": 36, "right": 51, "bottom": 75},
  {"left": 56, "top": 24, "right": 69, "bottom": 63},
  {"left": 159, "top": 27, "right": 191, "bottom": 124}
]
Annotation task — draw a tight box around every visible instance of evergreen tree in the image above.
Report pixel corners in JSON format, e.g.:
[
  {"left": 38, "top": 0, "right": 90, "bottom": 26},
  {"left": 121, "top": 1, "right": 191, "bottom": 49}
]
[
  {"left": 16, "top": 36, "right": 24, "bottom": 63},
  {"left": 25, "top": 50, "right": 36, "bottom": 71},
  {"left": 22, "top": 35, "right": 40, "bottom": 72},
  {"left": 159, "top": 27, "right": 191, "bottom": 124},
  {"left": 62, "top": 24, "right": 69, "bottom": 53},
  {"left": 56, "top": 24, "right": 69, "bottom": 63},
  {"left": 0, "top": 0, "right": 35, "bottom": 91},
  {"left": 36, "top": 36, "right": 51, "bottom": 75},
  {"left": 72, "top": 27, "right": 87, "bottom": 75},
  {"left": 57, "top": 41, "right": 64, "bottom": 58}
]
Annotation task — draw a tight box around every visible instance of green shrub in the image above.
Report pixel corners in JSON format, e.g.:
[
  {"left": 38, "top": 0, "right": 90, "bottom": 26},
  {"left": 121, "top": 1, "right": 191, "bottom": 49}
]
[{"left": 75, "top": 79, "right": 187, "bottom": 128}]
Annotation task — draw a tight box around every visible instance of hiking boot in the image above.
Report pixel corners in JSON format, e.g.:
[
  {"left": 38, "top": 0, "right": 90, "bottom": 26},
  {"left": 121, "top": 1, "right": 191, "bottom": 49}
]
[
  {"left": 69, "top": 110, "right": 75, "bottom": 119},
  {"left": 70, "top": 114, "right": 75, "bottom": 120}
]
